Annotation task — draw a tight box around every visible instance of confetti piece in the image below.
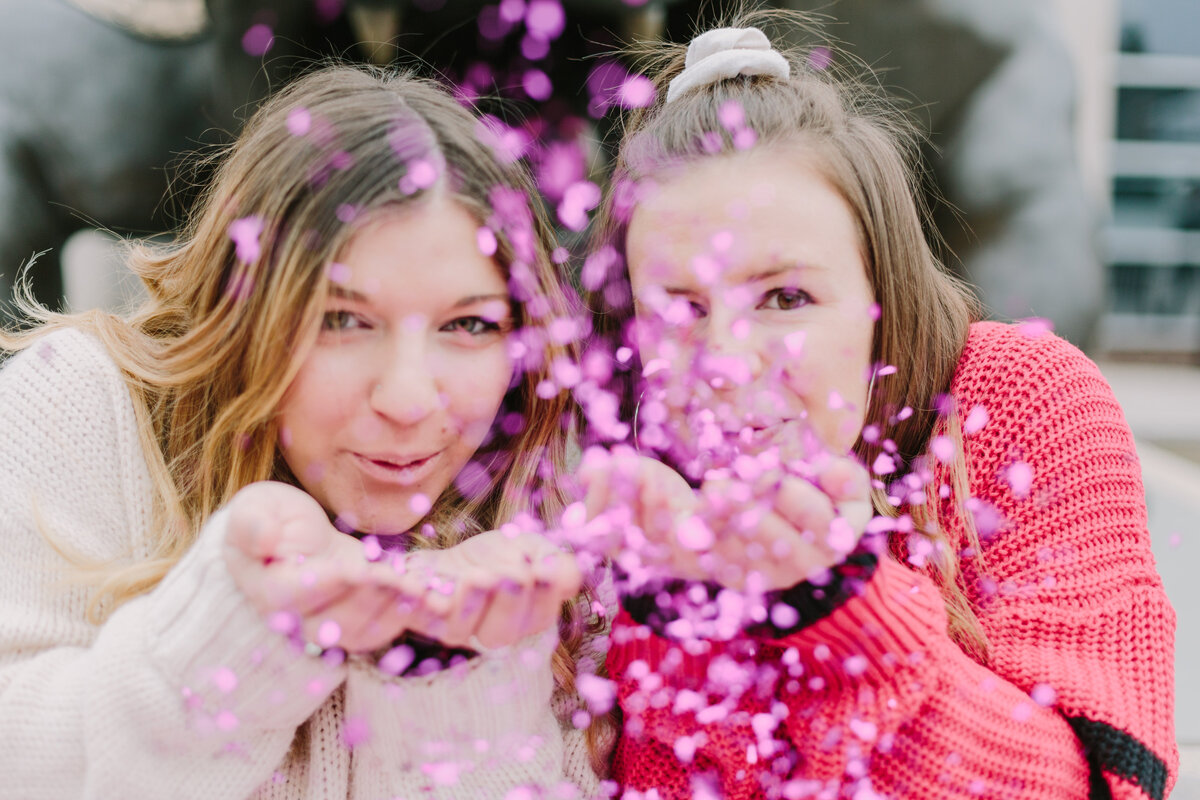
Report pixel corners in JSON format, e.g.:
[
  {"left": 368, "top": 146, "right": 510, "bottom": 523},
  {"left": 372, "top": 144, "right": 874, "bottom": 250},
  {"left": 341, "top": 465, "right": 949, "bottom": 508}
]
[
  {"left": 1005, "top": 461, "right": 1033, "bottom": 499},
  {"left": 316, "top": 620, "right": 341, "bottom": 648},
  {"left": 807, "top": 46, "right": 833, "bottom": 71},
  {"left": 286, "top": 107, "right": 311, "bottom": 136},
  {"left": 242, "top": 24, "right": 274, "bottom": 56},
  {"left": 212, "top": 667, "right": 238, "bottom": 694},
  {"left": 963, "top": 404, "right": 989, "bottom": 434}
]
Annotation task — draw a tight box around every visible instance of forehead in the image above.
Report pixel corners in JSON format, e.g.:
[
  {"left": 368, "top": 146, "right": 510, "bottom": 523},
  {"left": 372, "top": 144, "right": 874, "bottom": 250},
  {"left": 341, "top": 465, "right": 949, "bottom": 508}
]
[
  {"left": 626, "top": 149, "right": 864, "bottom": 284},
  {"left": 332, "top": 195, "right": 508, "bottom": 302}
]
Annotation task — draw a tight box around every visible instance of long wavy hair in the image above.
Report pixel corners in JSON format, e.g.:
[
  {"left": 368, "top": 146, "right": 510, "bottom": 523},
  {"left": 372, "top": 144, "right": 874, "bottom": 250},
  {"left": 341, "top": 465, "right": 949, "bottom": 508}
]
[
  {"left": 586, "top": 7, "right": 989, "bottom": 659},
  {"left": 1, "top": 65, "right": 611, "bottom": 766}
]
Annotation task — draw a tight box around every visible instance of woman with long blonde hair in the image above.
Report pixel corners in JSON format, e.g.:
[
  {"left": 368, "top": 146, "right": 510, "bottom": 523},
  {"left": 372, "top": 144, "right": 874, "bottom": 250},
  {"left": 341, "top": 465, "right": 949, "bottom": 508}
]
[
  {"left": 0, "top": 65, "right": 611, "bottom": 798},
  {"left": 576, "top": 9, "right": 1177, "bottom": 799}
]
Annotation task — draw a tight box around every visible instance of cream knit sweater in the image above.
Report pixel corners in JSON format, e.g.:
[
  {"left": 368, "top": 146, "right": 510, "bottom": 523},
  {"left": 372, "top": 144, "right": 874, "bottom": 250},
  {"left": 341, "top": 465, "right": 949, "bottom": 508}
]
[{"left": 0, "top": 328, "right": 610, "bottom": 799}]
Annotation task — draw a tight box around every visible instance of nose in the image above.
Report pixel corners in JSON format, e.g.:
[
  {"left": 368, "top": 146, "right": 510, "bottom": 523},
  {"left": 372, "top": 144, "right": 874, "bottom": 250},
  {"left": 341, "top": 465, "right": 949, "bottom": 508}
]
[
  {"left": 369, "top": 339, "right": 441, "bottom": 426},
  {"left": 696, "top": 310, "right": 764, "bottom": 389}
]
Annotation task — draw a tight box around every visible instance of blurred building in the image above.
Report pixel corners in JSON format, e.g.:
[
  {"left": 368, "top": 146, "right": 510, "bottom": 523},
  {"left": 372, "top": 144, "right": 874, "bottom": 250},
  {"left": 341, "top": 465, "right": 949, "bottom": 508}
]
[{"left": 1098, "top": 0, "right": 1200, "bottom": 359}]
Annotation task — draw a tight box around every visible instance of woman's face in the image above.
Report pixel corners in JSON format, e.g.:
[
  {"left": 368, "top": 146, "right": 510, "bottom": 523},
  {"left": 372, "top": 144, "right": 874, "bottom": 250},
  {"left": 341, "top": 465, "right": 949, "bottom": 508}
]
[
  {"left": 277, "top": 194, "right": 514, "bottom": 534},
  {"left": 625, "top": 148, "right": 876, "bottom": 472}
]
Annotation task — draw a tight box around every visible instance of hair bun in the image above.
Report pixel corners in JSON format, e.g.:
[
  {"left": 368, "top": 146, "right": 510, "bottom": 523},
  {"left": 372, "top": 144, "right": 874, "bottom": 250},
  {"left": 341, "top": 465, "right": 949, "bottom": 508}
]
[{"left": 666, "top": 27, "right": 791, "bottom": 104}]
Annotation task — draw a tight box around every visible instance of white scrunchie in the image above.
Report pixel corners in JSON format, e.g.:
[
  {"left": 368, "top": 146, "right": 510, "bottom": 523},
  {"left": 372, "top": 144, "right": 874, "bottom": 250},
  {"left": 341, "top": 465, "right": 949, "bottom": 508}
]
[{"left": 665, "top": 26, "right": 791, "bottom": 104}]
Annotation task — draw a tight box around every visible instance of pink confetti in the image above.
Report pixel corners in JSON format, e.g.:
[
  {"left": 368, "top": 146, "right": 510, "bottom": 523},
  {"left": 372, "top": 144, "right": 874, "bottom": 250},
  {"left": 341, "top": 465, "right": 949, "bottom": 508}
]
[
  {"left": 770, "top": 602, "right": 799, "bottom": 629},
  {"left": 827, "top": 517, "right": 856, "bottom": 553},
  {"left": 807, "top": 46, "right": 833, "bottom": 71},
  {"left": 242, "top": 24, "right": 274, "bottom": 56},
  {"left": 316, "top": 620, "right": 341, "bottom": 648},
  {"left": 1005, "top": 461, "right": 1033, "bottom": 499},
  {"left": 1030, "top": 683, "right": 1057, "bottom": 707},
  {"left": 379, "top": 644, "right": 415, "bottom": 676},
  {"left": 676, "top": 516, "right": 715, "bottom": 551},
  {"left": 212, "top": 667, "right": 238, "bottom": 694},
  {"left": 268, "top": 610, "right": 298, "bottom": 635},
  {"left": 422, "top": 761, "right": 463, "bottom": 786},
  {"left": 228, "top": 216, "right": 264, "bottom": 264},
  {"left": 784, "top": 331, "right": 806, "bottom": 355},
  {"left": 522, "top": 69, "right": 553, "bottom": 101},
  {"left": 963, "top": 404, "right": 989, "bottom": 434},
  {"left": 326, "top": 262, "right": 351, "bottom": 285},
  {"left": 499, "top": 0, "right": 526, "bottom": 23},
  {"left": 341, "top": 716, "right": 370, "bottom": 748},
  {"left": 407, "top": 158, "right": 439, "bottom": 189},
  {"left": 361, "top": 535, "right": 382, "bottom": 561},
  {"left": 286, "top": 107, "right": 311, "bottom": 136},
  {"left": 848, "top": 718, "right": 877, "bottom": 741},
  {"left": 520, "top": 33, "right": 550, "bottom": 61},
  {"left": 872, "top": 453, "right": 896, "bottom": 475},
  {"left": 477, "top": 4, "right": 514, "bottom": 41},
  {"left": 673, "top": 736, "right": 697, "bottom": 763},
  {"left": 476, "top": 226, "right": 498, "bottom": 257},
  {"left": 577, "top": 673, "right": 616, "bottom": 714},
  {"left": 1017, "top": 317, "right": 1054, "bottom": 338},
  {"left": 718, "top": 99, "right": 745, "bottom": 131},
  {"left": 619, "top": 75, "right": 656, "bottom": 109},
  {"left": 931, "top": 435, "right": 955, "bottom": 464},
  {"left": 525, "top": 0, "right": 565, "bottom": 41},
  {"left": 410, "top": 493, "right": 432, "bottom": 515},
  {"left": 733, "top": 128, "right": 758, "bottom": 150}
]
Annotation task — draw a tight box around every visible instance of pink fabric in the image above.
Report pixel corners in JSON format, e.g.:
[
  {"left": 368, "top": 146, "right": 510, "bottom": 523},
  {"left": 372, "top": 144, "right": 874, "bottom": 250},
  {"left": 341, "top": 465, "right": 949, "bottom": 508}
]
[{"left": 606, "top": 322, "right": 1177, "bottom": 799}]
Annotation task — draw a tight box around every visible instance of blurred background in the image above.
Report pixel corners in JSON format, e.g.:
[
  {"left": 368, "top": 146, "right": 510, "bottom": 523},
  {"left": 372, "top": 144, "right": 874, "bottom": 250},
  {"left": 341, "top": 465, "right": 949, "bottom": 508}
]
[{"left": 1, "top": 0, "right": 1196, "bottom": 793}]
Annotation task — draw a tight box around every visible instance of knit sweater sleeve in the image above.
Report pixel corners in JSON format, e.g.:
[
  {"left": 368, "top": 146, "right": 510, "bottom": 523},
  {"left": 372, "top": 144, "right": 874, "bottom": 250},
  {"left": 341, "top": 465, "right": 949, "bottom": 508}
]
[
  {"left": 0, "top": 330, "right": 344, "bottom": 799},
  {"left": 605, "top": 323, "right": 1177, "bottom": 800},
  {"left": 341, "top": 569, "right": 616, "bottom": 798}
]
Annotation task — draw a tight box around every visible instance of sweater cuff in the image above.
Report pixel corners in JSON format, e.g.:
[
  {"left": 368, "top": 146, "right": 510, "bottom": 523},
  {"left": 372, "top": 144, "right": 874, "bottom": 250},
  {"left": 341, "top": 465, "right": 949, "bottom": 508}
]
[
  {"left": 617, "top": 542, "right": 880, "bottom": 641},
  {"left": 345, "top": 628, "right": 563, "bottom": 786},
  {"left": 145, "top": 508, "right": 346, "bottom": 731}
]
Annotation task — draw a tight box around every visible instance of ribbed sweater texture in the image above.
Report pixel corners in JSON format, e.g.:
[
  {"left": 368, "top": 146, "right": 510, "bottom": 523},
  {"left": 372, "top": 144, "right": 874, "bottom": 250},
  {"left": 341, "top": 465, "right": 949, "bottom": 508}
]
[
  {"left": 0, "top": 328, "right": 608, "bottom": 799},
  {"left": 606, "top": 322, "right": 1178, "bottom": 799}
]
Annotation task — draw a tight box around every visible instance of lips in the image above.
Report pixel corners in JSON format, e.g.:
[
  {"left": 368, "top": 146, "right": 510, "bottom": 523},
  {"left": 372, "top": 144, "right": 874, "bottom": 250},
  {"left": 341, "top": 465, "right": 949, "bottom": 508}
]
[{"left": 352, "top": 450, "right": 442, "bottom": 486}]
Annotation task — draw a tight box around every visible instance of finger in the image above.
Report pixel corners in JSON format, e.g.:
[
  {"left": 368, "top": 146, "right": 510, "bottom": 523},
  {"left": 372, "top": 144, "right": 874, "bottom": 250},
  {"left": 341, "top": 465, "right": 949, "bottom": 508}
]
[
  {"left": 225, "top": 504, "right": 282, "bottom": 562},
  {"left": 732, "top": 510, "right": 833, "bottom": 590},
  {"left": 814, "top": 456, "right": 871, "bottom": 504},
  {"left": 580, "top": 461, "right": 613, "bottom": 523},
  {"left": 472, "top": 572, "right": 534, "bottom": 649},
  {"left": 531, "top": 550, "right": 583, "bottom": 604},
  {"left": 771, "top": 475, "right": 836, "bottom": 537},
  {"left": 256, "top": 558, "right": 358, "bottom": 616},
  {"left": 301, "top": 584, "right": 397, "bottom": 653}
]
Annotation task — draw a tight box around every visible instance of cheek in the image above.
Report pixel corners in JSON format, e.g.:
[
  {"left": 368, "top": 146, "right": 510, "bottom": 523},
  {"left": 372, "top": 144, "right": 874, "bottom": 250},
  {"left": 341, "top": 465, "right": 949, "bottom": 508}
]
[
  {"left": 778, "top": 331, "right": 873, "bottom": 448},
  {"left": 441, "top": 349, "right": 513, "bottom": 428},
  {"left": 278, "top": 355, "right": 359, "bottom": 460}
]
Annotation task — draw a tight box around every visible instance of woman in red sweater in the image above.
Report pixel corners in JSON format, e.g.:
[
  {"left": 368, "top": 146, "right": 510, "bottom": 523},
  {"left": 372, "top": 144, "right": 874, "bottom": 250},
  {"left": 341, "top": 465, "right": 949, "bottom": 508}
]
[{"left": 574, "top": 11, "right": 1177, "bottom": 799}]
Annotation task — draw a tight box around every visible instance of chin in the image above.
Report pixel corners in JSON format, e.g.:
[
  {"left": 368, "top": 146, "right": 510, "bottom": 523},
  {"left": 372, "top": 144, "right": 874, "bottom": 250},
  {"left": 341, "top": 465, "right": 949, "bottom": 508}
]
[{"left": 326, "top": 497, "right": 426, "bottom": 537}]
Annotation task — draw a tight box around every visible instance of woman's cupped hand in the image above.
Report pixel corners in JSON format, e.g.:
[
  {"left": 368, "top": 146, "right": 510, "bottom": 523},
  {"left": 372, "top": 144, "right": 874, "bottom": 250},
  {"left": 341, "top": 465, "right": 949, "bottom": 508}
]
[
  {"left": 572, "top": 443, "right": 873, "bottom": 592},
  {"left": 222, "top": 481, "right": 582, "bottom": 655}
]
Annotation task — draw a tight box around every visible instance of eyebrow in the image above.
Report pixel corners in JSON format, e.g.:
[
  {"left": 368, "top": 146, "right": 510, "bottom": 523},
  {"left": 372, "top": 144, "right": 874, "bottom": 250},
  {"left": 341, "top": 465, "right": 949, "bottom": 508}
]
[
  {"left": 659, "top": 264, "right": 818, "bottom": 295},
  {"left": 328, "top": 285, "right": 511, "bottom": 311},
  {"left": 452, "top": 293, "right": 511, "bottom": 310}
]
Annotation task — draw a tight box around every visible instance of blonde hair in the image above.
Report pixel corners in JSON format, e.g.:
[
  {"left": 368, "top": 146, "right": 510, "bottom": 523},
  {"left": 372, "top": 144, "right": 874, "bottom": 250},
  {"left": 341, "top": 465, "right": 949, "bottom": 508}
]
[
  {"left": 1, "top": 64, "right": 609, "bottom": 766},
  {"left": 588, "top": 7, "right": 989, "bottom": 658}
]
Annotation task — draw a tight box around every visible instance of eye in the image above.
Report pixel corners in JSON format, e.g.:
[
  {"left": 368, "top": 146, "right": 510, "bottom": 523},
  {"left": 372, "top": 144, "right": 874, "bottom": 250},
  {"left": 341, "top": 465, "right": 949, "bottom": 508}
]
[
  {"left": 441, "top": 316, "right": 503, "bottom": 336},
  {"left": 321, "top": 310, "right": 369, "bottom": 331},
  {"left": 760, "top": 288, "right": 811, "bottom": 311}
]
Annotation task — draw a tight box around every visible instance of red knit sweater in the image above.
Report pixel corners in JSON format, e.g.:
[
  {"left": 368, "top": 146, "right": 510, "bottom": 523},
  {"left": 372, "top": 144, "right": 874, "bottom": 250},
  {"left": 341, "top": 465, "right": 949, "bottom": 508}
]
[{"left": 605, "top": 322, "right": 1178, "bottom": 799}]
